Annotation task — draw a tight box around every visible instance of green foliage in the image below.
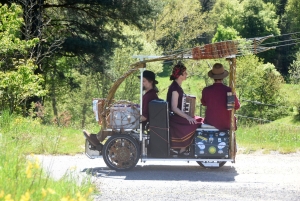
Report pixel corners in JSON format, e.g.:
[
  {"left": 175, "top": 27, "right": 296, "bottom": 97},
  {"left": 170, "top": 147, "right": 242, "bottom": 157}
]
[
  {"left": 239, "top": 0, "right": 280, "bottom": 38},
  {"left": 236, "top": 55, "right": 288, "bottom": 121},
  {"left": 147, "top": 0, "right": 211, "bottom": 51},
  {"left": 281, "top": 0, "right": 300, "bottom": 32},
  {"left": 107, "top": 25, "right": 163, "bottom": 102},
  {"left": 0, "top": 3, "right": 43, "bottom": 114},
  {"left": 212, "top": 25, "right": 240, "bottom": 43},
  {"left": 209, "top": 0, "right": 243, "bottom": 30},
  {"left": 0, "top": 3, "right": 39, "bottom": 65},
  {"left": 0, "top": 60, "right": 46, "bottom": 113},
  {"left": 208, "top": 0, "right": 280, "bottom": 63},
  {"left": 288, "top": 50, "right": 300, "bottom": 84}
]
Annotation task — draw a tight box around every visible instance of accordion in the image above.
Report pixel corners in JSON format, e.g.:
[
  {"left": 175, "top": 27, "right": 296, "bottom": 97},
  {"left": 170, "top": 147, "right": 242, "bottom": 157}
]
[{"left": 181, "top": 94, "right": 196, "bottom": 117}]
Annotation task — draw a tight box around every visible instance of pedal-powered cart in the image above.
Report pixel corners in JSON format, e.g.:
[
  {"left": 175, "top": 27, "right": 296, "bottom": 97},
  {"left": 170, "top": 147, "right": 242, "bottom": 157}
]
[{"left": 84, "top": 36, "right": 274, "bottom": 171}]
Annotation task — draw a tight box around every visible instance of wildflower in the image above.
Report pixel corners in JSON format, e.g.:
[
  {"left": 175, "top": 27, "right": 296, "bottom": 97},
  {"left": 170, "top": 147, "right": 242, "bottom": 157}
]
[
  {"left": 0, "top": 190, "right": 4, "bottom": 198},
  {"left": 25, "top": 162, "right": 33, "bottom": 178},
  {"left": 88, "top": 187, "right": 93, "bottom": 194},
  {"left": 34, "top": 160, "right": 40, "bottom": 169},
  {"left": 4, "top": 194, "right": 14, "bottom": 201},
  {"left": 60, "top": 196, "right": 71, "bottom": 201},
  {"left": 47, "top": 188, "right": 56, "bottom": 194},
  {"left": 41, "top": 188, "right": 47, "bottom": 197},
  {"left": 20, "top": 191, "right": 30, "bottom": 201}
]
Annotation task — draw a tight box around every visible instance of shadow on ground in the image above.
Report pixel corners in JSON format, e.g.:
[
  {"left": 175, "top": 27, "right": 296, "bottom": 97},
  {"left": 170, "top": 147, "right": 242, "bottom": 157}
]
[{"left": 81, "top": 164, "right": 238, "bottom": 182}]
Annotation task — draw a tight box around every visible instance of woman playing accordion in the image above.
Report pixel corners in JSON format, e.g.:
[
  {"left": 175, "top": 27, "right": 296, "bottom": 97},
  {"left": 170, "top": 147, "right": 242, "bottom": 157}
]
[{"left": 166, "top": 62, "right": 203, "bottom": 156}]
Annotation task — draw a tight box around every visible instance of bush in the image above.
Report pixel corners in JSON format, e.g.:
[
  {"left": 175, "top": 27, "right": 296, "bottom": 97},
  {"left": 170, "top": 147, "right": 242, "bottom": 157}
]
[
  {"left": 288, "top": 50, "right": 300, "bottom": 84},
  {"left": 236, "top": 55, "right": 289, "bottom": 122}
]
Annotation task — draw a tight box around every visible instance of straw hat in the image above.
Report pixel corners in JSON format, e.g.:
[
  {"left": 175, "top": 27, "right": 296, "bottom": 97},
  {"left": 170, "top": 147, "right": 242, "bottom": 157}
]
[{"left": 208, "top": 63, "right": 229, "bottom": 79}]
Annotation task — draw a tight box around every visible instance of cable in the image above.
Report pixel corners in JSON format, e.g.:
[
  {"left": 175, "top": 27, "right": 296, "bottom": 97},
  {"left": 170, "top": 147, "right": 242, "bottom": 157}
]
[{"left": 259, "top": 37, "right": 300, "bottom": 46}]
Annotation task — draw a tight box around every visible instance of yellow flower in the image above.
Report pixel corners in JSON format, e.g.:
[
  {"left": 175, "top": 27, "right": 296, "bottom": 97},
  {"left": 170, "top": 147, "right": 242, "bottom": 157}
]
[
  {"left": 76, "top": 192, "right": 81, "bottom": 197},
  {"left": 25, "top": 162, "right": 33, "bottom": 178},
  {"left": 88, "top": 187, "right": 93, "bottom": 194},
  {"left": 41, "top": 188, "right": 47, "bottom": 197},
  {"left": 47, "top": 188, "right": 56, "bottom": 195},
  {"left": 20, "top": 191, "right": 30, "bottom": 201},
  {"left": 60, "top": 196, "right": 70, "bottom": 201},
  {"left": 34, "top": 161, "right": 40, "bottom": 169},
  {"left": 0, "top": 190, "right": 4, "bottom": 198},
  {"left": 4, "top": 194, "right": 14, "bottom": 201}
]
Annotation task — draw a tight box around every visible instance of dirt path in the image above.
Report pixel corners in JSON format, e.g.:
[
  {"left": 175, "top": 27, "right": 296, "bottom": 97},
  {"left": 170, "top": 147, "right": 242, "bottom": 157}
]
[{"left": 38, "top": 152, "right": 300, "bottom": 201}]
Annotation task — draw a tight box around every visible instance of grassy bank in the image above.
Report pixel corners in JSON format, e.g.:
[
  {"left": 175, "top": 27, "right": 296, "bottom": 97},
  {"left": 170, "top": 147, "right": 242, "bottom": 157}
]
[
  {"left": 236, "top": 116, "right": 300, "bottom": 153},
  {"left": 0, "top": 111, "right": 96, "bottom": 200}
]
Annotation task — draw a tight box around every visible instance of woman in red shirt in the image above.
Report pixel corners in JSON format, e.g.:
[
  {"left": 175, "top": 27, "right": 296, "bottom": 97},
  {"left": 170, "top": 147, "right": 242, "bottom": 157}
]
[{"left": 167, "top": 63, "right": 203, "bottom": 155}]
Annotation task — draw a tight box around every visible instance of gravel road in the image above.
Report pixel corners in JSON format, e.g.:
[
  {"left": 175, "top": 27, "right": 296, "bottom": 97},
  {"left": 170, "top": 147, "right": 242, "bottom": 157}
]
[{"left": 38, "top": 152, "right": 300, "bottom": 201}]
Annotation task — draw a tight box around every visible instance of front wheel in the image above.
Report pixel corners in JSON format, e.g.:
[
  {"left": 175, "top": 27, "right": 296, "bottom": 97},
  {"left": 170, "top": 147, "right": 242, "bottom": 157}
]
[
  {"left": 102, "top": 134, "right": 140, "bottom": 171},
  {"left": 196, "top": 161, "right": 226, "bottom": 168}
]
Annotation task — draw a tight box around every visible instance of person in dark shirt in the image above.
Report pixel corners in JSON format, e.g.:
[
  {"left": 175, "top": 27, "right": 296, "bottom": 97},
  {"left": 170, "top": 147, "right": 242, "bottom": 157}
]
[
  {"left": 139, "top": 70, "right": 159, "bottom": 129},
  {"left": 83, "top": 70, "right": 159, "bottom": 147},
  {"left": 167, "top": 62, "right": 203, "bottom": 155},
  {"left": 201, "top": 63, "right": 240, "bottom": 130}
]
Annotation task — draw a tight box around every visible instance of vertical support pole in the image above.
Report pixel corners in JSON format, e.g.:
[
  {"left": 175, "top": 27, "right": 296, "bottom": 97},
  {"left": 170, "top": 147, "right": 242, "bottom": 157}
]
[
  {"left": 139, "top": 63, "right": 146, "bottom": 142},
  {"left": 227, "top": 57, "right": 237, "bottom": 162}
]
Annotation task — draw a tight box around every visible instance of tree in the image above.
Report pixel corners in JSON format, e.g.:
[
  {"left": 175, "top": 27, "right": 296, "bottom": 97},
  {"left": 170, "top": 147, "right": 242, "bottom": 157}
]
[
  {"left": 212, "top": 25, "right": 240, "bottom": 43},
  {"left": 147, "top": 0, "right": 211, "bottom": 51},
  {"left": 281, "top": 0, "right": 300, "bottom": 33},
  {"left": 236, "top": 55, "right": 287, "bottom": 121},
  {"left": 0, "top": 3, "right": 46, "bottom": 114},
  {"left": 288, "top": 50, "right": 300, "bottom": 84},
  {"left": 208, "top": 0, "right": 243, "bottom": 31},
  {"left": 239, "top": 0, "right": 280, "bottom": 38}
]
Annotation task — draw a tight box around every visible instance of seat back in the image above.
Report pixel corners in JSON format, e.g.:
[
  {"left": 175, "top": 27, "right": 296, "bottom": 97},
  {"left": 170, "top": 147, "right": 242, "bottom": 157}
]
[{"left": 148, "top": 100, "right": 169, "bottom": 158}]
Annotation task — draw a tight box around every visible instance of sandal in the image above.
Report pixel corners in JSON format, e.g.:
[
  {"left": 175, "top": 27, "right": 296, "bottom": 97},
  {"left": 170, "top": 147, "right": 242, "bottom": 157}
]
[
  {"left": 170, "top": 149, "right": 179, "bottom": 155},
  {"left": 178, "top": 150, "right": 190, "bottom": 158}
]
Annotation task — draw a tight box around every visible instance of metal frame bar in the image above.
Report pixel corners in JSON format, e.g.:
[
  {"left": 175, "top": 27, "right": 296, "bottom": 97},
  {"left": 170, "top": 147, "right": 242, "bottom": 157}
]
[{"left": 140, "top": 158, "right": 233, "bottom": 162}]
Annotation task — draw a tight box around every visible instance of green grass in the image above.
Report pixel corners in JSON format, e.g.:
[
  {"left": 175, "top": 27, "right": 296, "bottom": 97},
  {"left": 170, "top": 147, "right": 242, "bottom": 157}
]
[
  {"left": 281, "top": 83, "right": 300, "bottom": 105},
  {"left": 0, "top": 111, "right": 101, "bottom": 155},
  {"left": 0, "top": 111, "right": 96, "bottom": 200},
  {"left": 236, "top": 116, "right": 300, "bottom": 154}
]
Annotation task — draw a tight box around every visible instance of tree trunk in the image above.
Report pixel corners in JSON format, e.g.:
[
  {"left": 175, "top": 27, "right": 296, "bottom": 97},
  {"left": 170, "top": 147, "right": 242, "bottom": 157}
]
[{"left": 50, "top": 68, "right": 59, "bottom": 126}]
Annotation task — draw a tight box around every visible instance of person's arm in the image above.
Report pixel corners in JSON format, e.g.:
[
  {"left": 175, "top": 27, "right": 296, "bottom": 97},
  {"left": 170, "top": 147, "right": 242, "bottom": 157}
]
[
  {"left": 234, "top": 95, "right": 240, "bottom": 110},
  {"left": 141, "top": 95, "right": 149, "bottom": 122},
  {"left": 171, "top": 91, "right": 197, "bottom": 124}
]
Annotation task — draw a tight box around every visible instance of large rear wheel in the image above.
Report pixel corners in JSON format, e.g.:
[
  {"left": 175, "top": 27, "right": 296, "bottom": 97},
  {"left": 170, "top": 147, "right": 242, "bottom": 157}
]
[
  {"left": 196, "top": 161, "right": 226, "bottom": 168},
  {"left": 102, "top": 134, "right": 140, "bottom": 171}
]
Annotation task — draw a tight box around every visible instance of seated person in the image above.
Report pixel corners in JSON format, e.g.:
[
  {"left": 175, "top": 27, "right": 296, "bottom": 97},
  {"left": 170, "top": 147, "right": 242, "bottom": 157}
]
[
  {"left": 83, "top": 70, "right": 159, "bottom": 147},
  {"left": 201, "top": 63, "right": 240, "bottom": 130},
  {"left": 139, "top": 70, "right": 159, "bottom": 129},
  {"left": 166, "top": 62, "right": 203, "bottom": 156}
]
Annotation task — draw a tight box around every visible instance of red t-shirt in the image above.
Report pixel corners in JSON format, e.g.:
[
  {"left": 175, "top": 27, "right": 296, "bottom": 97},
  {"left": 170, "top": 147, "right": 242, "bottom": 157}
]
[{"left": 201, "top": 83, "right": 240, "bottom": 130}]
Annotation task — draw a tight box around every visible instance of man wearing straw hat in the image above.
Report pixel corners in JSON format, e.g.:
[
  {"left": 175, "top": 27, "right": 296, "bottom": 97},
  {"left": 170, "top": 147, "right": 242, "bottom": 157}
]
[{"left": 201, "top": 63, "right": 240, "bottom": 130}]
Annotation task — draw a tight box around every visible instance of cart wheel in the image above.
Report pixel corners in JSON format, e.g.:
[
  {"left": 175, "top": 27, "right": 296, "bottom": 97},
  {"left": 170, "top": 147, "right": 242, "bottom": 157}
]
[
  {"left": 102, "top": 134, "right": 140, "bottom": 171},
  {"left": 196, "top": 161, "right": 226, "bottom": 168}
]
